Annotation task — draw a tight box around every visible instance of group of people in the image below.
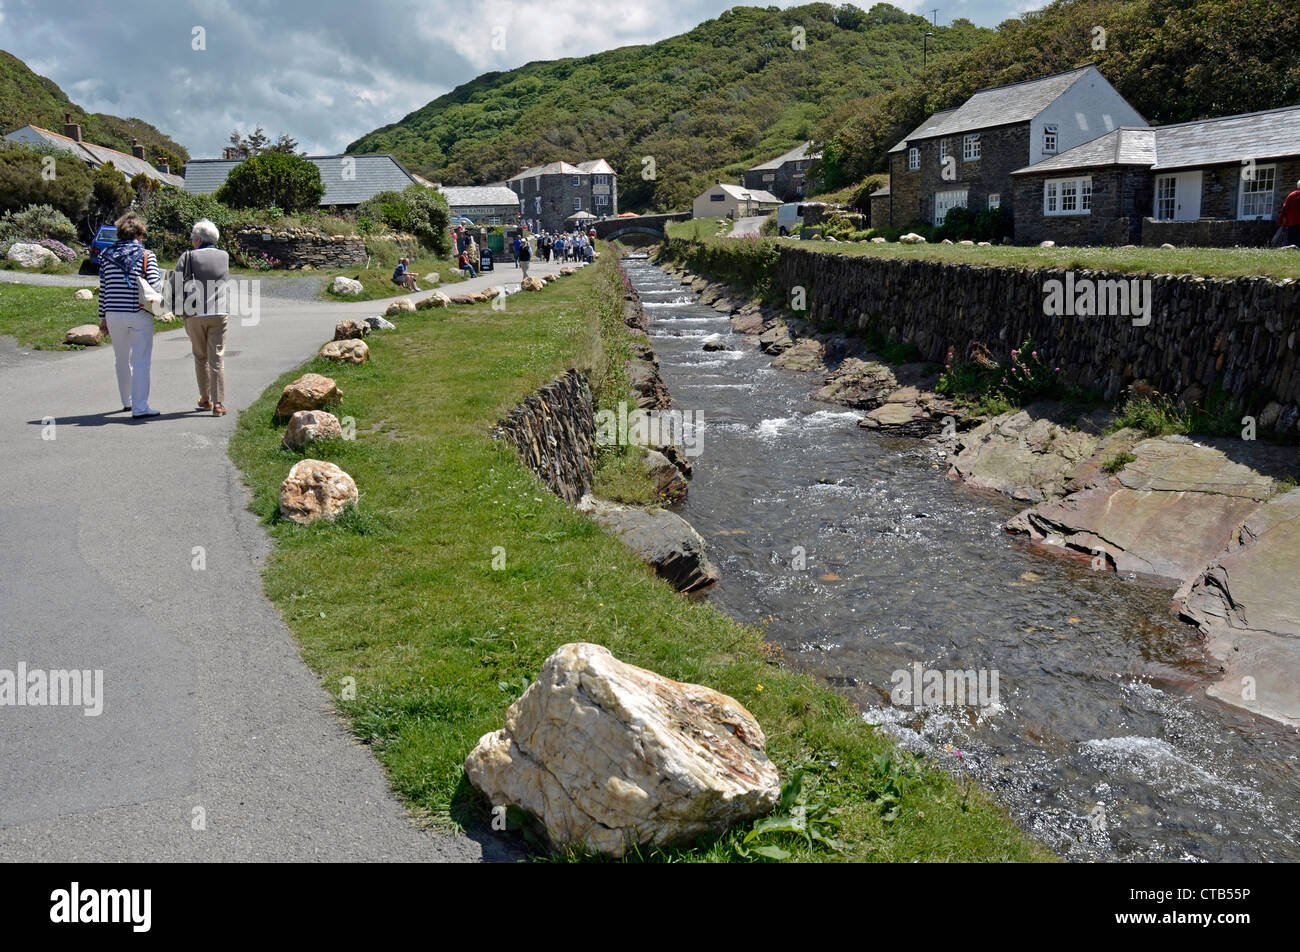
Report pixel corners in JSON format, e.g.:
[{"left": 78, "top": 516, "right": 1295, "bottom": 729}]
[
  {"left": 530, "top": 229, "right": 596, "bottom": 265},
  {"left": 97, "top": 212, "right": 231, "bottom": 419}
]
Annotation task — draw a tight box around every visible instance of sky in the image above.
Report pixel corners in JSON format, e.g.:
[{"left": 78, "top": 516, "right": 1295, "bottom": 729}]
[{"left": 0, "top": 0, "right": 1036, "bottom": 157}]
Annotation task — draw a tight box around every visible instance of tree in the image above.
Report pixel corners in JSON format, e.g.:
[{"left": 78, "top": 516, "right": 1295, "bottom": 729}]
[
  {"left": 88, "top": 161, "right": 133, "bottom": 230},
  {"left": 130, "top": 172, "right": 160, "bottom": 202},
  {"left": 355, "top": 185, "right": 450, "bottom": 255},
  {"left": 0, "top": 145, "right": 94, "bottom": 227},
  {"left": 216, "top": 151, "right": 325, "bottom": 212},
  {"left": 227, "top": 127, "right": 301, "bottom": 158}
]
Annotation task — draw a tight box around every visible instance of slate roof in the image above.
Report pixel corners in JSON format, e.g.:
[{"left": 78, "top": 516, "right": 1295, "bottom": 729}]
[
  {"left": 183, "top": 154, "right": 416, "bottom": 205},
  {"left": 749, "top": 141, "right": 820, "bottom": 171},
  {"left": 1012, "top": 104, "right": 1300, "bottom": 175},
  {"left": 4, "top": 124, "right": 185, "bottom": 187},
  {"left": 703, "top": 182, "right": 781, "bottom": 203},
  {"left": 508, "top": 159, "right": 616, "bottom": 181},
  {"left": 888, "top": 67, "right": 1100, "bottom": 151},
  {"left": 439, "top": 185, "right": 521, "bottom": 207},
  {"left": 888, "top": 109, "right": 959, "bottom": 153}
]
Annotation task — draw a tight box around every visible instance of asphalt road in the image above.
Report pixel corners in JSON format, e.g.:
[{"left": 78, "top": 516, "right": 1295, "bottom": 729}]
[
  {"left": 0, "top": 261, "right": 568, "bottom": 860},
  {"left": 728, "top": 216, "right": 769, "bottom": 237}
]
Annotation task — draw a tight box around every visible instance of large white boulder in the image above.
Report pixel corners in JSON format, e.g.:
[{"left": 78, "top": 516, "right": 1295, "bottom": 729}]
[
  {"left": 7, "top": 242, "right": 57, "bottom": 268},
  {"left": 330, "top": 276, "right": 364, "bottom": 295},
  {"left": 464, "top": 643, "right": 779, "bottom": 856},
  {"left": 898, "top": 232, "right": 926, "bottom": 244}
]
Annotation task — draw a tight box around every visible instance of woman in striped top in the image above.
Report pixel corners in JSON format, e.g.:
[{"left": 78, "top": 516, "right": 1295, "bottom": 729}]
[{"left": 97, "top": 212, "right": 163, "bottom": 417}]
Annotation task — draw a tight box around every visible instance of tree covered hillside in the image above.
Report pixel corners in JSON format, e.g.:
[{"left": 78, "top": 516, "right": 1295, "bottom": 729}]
[
  {"left": 347, "top": 3, "right": 992, "bottom": 211},
  {"left": 818, "top": 0, "right": 1300, "bottom": 188},
  {"left": 0, "top": 50, "right": 189, "bottom": 166}
]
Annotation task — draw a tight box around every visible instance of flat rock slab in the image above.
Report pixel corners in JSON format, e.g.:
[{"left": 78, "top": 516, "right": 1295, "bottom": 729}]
[
  {"left": 578, "top": 496, "right": 719, "bottom": 593},
  {"left": 949, "top": 410, "right": 1101, "bottom": 503},
  {"left": 771, "top": 338, "right": 825, "bottom": 372},
  {"left": 1177, "top": 489, "right": 1300, "bottom": 725},
  {"left": 813, "top": 358, "right": 897, "bottom": 409},
  {"left": 1007, "top": 437, "right": 1278, "bottom": 585}
]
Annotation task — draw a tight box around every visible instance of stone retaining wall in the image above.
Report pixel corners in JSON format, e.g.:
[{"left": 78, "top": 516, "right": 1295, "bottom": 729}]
[
  {"left": 232, "top": 227, "right": 419, "bottom": 269},
  {"left": 667, "top": 240, "right": 1300, "bottom": 433},
  {"left": 1140, "top": 218, "right": 1277, "bottom": 248},
  {"left": 494, "top": 369, "right": 595, "bottom": 504}
]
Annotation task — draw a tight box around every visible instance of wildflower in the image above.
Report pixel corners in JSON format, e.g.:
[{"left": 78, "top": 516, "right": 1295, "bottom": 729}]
[{"left": 755, "top": 684, "right": 764, "bottom": 692}]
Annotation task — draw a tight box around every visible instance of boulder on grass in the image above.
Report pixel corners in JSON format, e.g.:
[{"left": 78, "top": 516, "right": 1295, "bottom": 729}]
[
  {"left": 464, "top": 642, "right": 780, "bottom": 856},
  {"left": 278, "top": 458, "right": 358, "bottom": 525},
  {"left": 385, "top": 297, "right": 415, "bottom": 316},
  {"left": 330, "top": 276, "right": 363, "bottom": 296},
  {"left": 520, "top": 276, "right": 546, "bottom": 291},
  {"left": 274, "top": 373, "right": 341, "bottom": 420},
  {"left": 65, "top": 324, "right": 102, "bottom": 346},
  {"left": 7, "top": 242, "right": 57, "bottom": 268},
  {"left": 365, "top": 316, "right": 396, "bottom": 331},
  {"left": 578, "top": 496, "right": 718, "bottom": 593},
  {"left": 422, "top": 272, "right": 440, "bottom": 284},
  {"left": 333, "top": 318, "right": 370, "bottom": 340},
  {"left": 417, "top": 291, "right": 452, "bottom": 309},
  {"left": 898, "top": 233, "right": 926, "bottom": 245},
  {"left": 74, "top": 288, "right": 94, "bottom": 300},
  {"left": 281, "top": 410, "right": 343, "bottom": 451},
  {"left": 319, "top": 339, "right": 370, "bottom": 364}
]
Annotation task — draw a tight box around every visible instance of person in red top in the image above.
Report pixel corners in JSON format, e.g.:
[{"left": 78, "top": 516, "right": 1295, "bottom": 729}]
[{"left": 1280, "top": 180, "right": 1300, "bottom": 247}]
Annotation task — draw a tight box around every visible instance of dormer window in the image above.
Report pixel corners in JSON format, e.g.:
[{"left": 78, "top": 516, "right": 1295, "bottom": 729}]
[{"left": 1044, "top": 124, "right": 1059, "bottom": 154}]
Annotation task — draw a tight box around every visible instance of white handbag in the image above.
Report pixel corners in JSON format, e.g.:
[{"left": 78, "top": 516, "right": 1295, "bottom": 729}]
[{"left": 136, "top": 250, "right": 168, "bottom": 317}]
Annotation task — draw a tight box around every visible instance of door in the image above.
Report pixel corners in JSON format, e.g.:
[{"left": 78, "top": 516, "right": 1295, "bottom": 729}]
[{"left": 1156, "top": 171, "right": 1202, "bottom": 221}]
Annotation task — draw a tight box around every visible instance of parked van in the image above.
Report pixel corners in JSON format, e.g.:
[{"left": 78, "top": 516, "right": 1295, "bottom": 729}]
[{"left": 776, "top": 203, "right": 804, "bottom": 236}]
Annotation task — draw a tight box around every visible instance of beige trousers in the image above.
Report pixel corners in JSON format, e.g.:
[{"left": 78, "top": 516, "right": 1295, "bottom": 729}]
[{"left": 185, "top": 314, "right": 228, "bottom": 405}]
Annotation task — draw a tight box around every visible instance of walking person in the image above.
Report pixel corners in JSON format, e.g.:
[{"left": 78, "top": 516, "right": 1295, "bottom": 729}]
[
  {"left": 519, "top": 235, "right": 532, "bottom": 279},
  {"left": 512, "top": 235, "right": 521, "bottom": 268},
  {"left": 172, "top": 219, "right": 232, "bottom": 416},
  {"left": 97, "top": 212, "right": 162, "bottom": 418}
]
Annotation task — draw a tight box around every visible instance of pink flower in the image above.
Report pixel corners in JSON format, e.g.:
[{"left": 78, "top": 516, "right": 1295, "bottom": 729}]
[{"left": 1031, "top": 351, "right": 1038, "bottom": 358}]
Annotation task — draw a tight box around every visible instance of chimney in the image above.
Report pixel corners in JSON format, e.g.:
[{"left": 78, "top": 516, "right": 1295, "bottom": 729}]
[
  {"left": 131, "top": 138, "right": 145, "bottom": 159},
  {"left": 156, "top": 158, "right": 170, "bottom": 175},
  {"left": 63, "top": 112, "right": 82, "bottom": 142}
]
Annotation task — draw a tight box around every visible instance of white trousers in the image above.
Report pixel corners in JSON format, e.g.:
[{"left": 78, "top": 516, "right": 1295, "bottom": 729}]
[{"left": 105, "top": 311, "right": 154, "bottom": 413}]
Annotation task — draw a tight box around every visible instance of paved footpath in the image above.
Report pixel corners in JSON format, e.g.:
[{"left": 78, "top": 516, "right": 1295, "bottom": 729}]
[{"left": 0, "top": 261, "right": 562, "bottom": 861}]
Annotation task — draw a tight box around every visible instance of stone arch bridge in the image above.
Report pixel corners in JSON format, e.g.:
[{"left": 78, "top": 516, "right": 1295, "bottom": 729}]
[{"left": 592, "top": 213, "right": 690, "bottom": 243}]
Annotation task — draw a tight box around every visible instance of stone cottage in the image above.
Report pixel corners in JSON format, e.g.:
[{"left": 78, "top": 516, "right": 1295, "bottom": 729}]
[
  {"left": 743, "top": 141, "right": 820, "bottom": 202},
  {"left": 878, "top": 65, "right": 1148, "bottom": 231},
  {"left": 184, "top": 154, "right": 419, "bottom": 208},
  {"left": 1011, "top": 104, "right": 1300, "bottom": 246},
  {"left": 5, "top": 115, "right": 184, "bottom": 187},
  {"left": 507, "top": 160, "right": 618, "bottom": 233}
]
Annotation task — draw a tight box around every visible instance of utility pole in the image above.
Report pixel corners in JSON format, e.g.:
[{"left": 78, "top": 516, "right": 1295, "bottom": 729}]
[{"left": 930, "top": 9, "right": 939, "bottom": 26}]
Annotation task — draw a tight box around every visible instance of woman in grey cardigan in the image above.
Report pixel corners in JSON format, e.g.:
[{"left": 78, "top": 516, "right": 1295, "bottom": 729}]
[{"left": 172, "top": 219, "right": 231, "bottom": 416}]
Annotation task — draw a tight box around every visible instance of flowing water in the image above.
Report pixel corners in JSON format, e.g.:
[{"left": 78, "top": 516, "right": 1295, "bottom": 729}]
[{"left": 624, "top": 256, "right": 1300, "bottom": 862}]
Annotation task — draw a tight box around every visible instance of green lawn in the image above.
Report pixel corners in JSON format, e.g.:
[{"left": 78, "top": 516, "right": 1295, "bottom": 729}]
[
  {"left": 665, "top": 223, "right": 1300, "bottom": 279},
  {"left": 227, "top": 252, "right": 1052, "bottom": 862},
  {"left": 318, "top": 252, "right": 467, "bottom": 302},
  {"left": 0, "top": 282, "right": 131, "bottom": 349}
]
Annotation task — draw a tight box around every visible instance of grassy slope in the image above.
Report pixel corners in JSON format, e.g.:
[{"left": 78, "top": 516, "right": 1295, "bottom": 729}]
[
  {"left": 226, "top": 253, "right": 1051, "bottom": 862},
  {"left": 346, "top": 4, "right": 991, "bottom": 212},
  {"left": 667, "top": 225, "right": 1300, "bottom": 280},
  {"left": 0, "top": 50, "right": 189, "bottom": 162}
]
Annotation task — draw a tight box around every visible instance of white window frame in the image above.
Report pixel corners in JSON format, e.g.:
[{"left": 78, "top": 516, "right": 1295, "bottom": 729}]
[
  {"left": 963, "top": 134, "right": 981, "bottom": 162},
  {"left": 908, "top": 147, "right": 920, "bottom": 171},
  {"left": 1044, "top": 176, "right": 1091, "bottom": 216},
  {"left": 594, "top": 192, "right": 609, "bottom": 206},
  {"left": 1154, "top": 175, "right": 1177, "bottom": 221},
  {"left": 987, "top": 193, "right": 1000, "bottom": 210},
  {"left": 573, "top": 197, "right": 582, "bottom": 211},
  {"left": 572, "top": 176, "right": 581, "bottom": 187},
  {"left": 1043, "top": 124, "right": 1059, "bottom": 155},
  {"left": 938, "top": 139, "right": 950, "bottom": 164},
  {"left": 534, "top": 196, "right": 541, "bottom": 213},
  {"left": 1239, "top": 163, "right": 1277, "bottom": 220},
  {"left": 933, "top": 189, "right": 968, "bottom": 226}
]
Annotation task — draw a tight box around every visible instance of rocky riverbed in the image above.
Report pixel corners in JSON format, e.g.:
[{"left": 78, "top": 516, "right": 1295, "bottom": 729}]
[{"left": 657, "top": 255, "right": 1300, "bottom": 728}]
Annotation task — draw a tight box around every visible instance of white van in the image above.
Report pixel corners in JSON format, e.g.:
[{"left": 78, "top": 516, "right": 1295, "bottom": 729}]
[{"left": 776, "top": 203, "right": 804, "bottom": 236}]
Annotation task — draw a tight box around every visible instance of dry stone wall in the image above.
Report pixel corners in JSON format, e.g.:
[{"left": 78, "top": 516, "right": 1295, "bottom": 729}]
[
  {"left": 754, "top": 245, "right": 1300, "bottom": 430},
  {"left": 494, "top": 369, "right": 596, "bottom": 504}
]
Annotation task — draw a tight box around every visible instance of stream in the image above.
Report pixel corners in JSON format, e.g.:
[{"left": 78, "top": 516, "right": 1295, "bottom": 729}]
[{"left": 624, "top": 255, "right": 1300, "bottom": 862}]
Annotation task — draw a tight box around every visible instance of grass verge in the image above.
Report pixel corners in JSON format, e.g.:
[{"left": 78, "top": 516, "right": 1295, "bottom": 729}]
[
  {"left": 0, "top": 282, "right": 179, "bottom": 349},
  {"left": 227, "top": 251, "right": 1052, "bottom": 862}
]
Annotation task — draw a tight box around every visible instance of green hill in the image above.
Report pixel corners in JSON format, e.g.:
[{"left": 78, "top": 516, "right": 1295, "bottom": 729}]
[
  {"left": 819, "top": 0, "right": 1300, "bottom": 188},
  {"left": 346, "top": 3, "right": 993, "bottom": 211},
  {"left": 0, "top": 49, "right": 189, "bottom": 165}
]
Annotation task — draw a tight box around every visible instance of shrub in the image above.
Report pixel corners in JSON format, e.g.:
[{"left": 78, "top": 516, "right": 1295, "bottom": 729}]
[
  {"left": 0, "top": 204, "right": 78, "bottom": 243},
  {"left": 216, "top": 151, "right": 325, "bottom": 213},
  {"left": 35, "top": 238, "right": 77, "bottom": 262},
  {"left": 0, "top": 145, "right": 94, "bottom": 226},
  {"left": 144, "top": 190, "right": 241, "bottom": 259},
  {"left": 355, "top": 185, "right": 450, "bottom": 255},
  {"left": 88, "top": 162, "right": 134, "bottom": 230}
]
